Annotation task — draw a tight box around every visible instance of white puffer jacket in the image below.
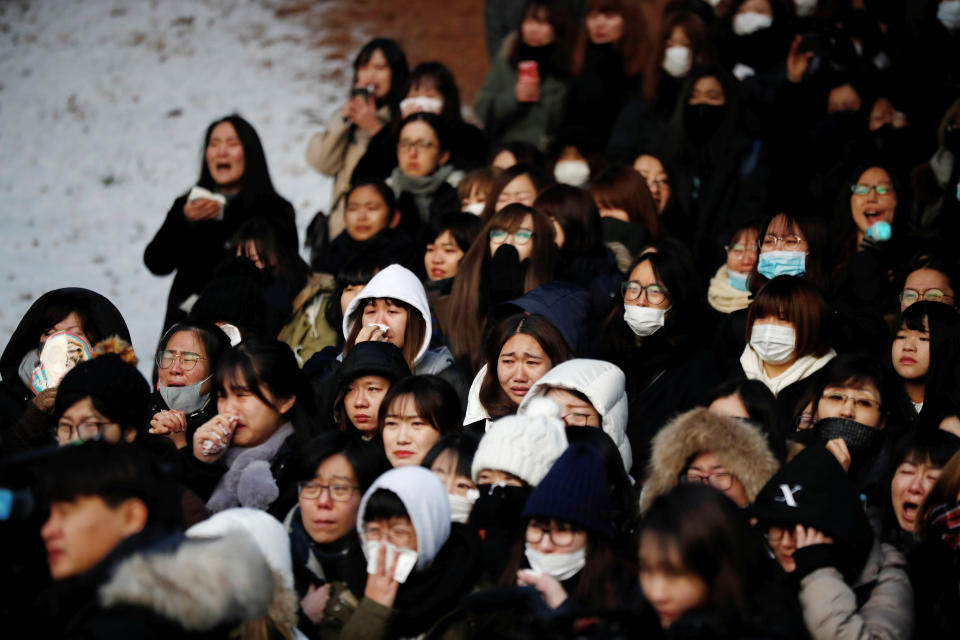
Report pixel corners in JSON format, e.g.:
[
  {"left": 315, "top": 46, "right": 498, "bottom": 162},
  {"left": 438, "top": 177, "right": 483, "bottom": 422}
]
[{"left": 517, "top": 358, "right": 632, "bottom": 472}]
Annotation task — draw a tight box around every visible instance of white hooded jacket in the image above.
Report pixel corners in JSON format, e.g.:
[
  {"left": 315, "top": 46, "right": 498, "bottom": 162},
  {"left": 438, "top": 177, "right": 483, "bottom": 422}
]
[
  {"left": 357, "top": 466, "right": 451, "bottom": 571},
  {"left": 517, "top": 358, "right": 632, "bottom": 472},
  {"left": 342, "top": 264, "right": 454, "bottom": 375}
]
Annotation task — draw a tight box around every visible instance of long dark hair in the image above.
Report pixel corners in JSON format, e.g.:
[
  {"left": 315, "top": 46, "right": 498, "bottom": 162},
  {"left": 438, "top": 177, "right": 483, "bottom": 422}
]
[
  {"left": 604, "top": 239, "right": 704, "bottom": 354},
  {"left": 480, "top": 163, "right": 553, "bottom": 222},
  {"left": 533, "top": 183, "right": 603, "bottom": 258},
  {"left": 197, "top": 114, "right": 277, "bottom": 199},
  {"left": 640, "top": 483, "right": 796, "bottom": 633},
  {"left": 216, "top": 337, "right": 318, "bottom": 437},
  {"left": 590, "top": 165, "right": 662, "bottom": 238},
  {"left": 570, "top": 0, "right": 651, "bottom": 78},
  {"left": 507, "top": 0, "right": 575, "bottom": 75},
  {"left": 479, "top": 313, "right": 575, "bottom": 419},
  {"left": 353, "top": 38, "right": 409, "bottom": 113},
  {"left": 442, "top": 204, "right": 558, "bottom": 371},
  {"left": 405, "top": 62, "right": 463, "bottom": 123},
  {"left": 886, "top": 301, "right": 960, "bottom": 420}
]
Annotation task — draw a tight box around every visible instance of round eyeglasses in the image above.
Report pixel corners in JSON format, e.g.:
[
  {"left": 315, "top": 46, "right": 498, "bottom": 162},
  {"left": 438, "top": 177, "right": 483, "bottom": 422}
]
[
  {"left": 156, "top": 350, "right": 207, "bottom": 371},
  {"left": 489, "top": 228, "right": 533, "bottom": 245},
  {"left": 620, "top": 281, "right": 667, "bottom": 304}
]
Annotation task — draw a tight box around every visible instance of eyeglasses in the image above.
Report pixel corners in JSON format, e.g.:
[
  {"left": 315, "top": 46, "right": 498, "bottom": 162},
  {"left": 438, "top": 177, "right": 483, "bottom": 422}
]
[
  {"left": 644, "top": 175, "right": 669, "bottom": 188},
  {"left": 297, "top": 481, "right": 360, "bottom": 502},
  {"left": 764, "top": 524, "right": 797, "bottom": 543},
  {"left": 680, "top": 471, "right": 733, "bottom": 491},
  {"left": 795, "top": 414, "right": 815, "bottom": 430},
  {"left": 725, "top": 242, "right": 758, "bottom": 256},
  {"left": 365, "top": 522, "right": 415, "bottom": 548},
  {"left": 900, "top": 288, "right": 954, "bottom": 305},
  {"left": 156, "top": 350, "right": 206, "bottom": 371},
  {"left": 525, "top": 520, "right": 579, "bottom": 547},
  {"left": 489, "top": 228, "right": 533, "bottom": 245},
  {"left": 851, "top": 183, "right": 893, "bottom": 196},
  {"left": 759, "top": 234, "right": 806, "bottom": 250},
  {"left": 820, "top": 391, "right": 881, "bottom": 411},
  {"left": 561, "top": 412, "right": 598, "bottom": 427},
  {"left": 620, "top": 281, "right": 668, "bottom": 304},
  {"left": 398, "top": 139, "right": 437, "bottom": 153},
  {"left": 56, "top": 421, "right": 116, "bottom": 444}
]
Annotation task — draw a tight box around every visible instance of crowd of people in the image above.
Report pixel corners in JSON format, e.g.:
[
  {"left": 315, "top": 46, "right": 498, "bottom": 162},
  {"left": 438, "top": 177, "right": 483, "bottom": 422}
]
[{"left": 2, "top": 0, "right": 960, "bottom": 637}]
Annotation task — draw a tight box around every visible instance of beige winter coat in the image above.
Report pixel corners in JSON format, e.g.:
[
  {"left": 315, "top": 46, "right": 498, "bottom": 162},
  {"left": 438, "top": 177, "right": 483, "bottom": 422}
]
[
  {"left": 798, "top": 538, "right": 913, "bottom": 640},
  {"left": 306, "top": 105, "right": 391, "bottom": 240}
]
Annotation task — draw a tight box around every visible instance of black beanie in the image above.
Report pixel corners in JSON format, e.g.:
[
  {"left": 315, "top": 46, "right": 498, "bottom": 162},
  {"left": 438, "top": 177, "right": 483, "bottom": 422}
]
[
  {"left": 54, "top": 354, "right": 151, "bottom": 430},
  {"left": 522, "top": 443, "right": 614, "bottom": 540},
  {"left": 749, "top": 445, "right": 874, "bottom": 554}
]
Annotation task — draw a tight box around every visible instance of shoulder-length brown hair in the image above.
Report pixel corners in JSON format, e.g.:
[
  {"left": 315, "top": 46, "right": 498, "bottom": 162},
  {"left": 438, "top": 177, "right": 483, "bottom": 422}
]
[
  {"left": 343, "top": 298, "right": 427, "bottom": 370},
  {"left": 507, "top": 1, "right": 576, "bottom": 75},
  {"left": 441, "top": 205, "right": 557, "bottom": 373},
  {"left": 745, "top": 276, "right": 831, "bottom": 360},
  {"left": 478, "top": 313, "right": 575, "bottom": 419},
  {"left": 590, "top": 165, "right": 662, "bottom": 239},
  {"left": 570, "top": 0, "right": 651, "bottom": 78}
]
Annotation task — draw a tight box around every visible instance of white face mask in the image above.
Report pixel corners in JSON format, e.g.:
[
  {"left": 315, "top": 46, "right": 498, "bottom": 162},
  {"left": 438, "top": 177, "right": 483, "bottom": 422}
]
[
  {"left": 940, "top": 1, "right": 960, "bottom": 32},
  {"left": 158, "top": 375, "right": 213, "bottom": 415},
  {"left": 553, "top": 160, "right": 591, "bottom": 186},
  {"left": 733, "top": 12, "right": 773, "bottom": 36},
  {"left": 794, "top": 0, "right": 817, "bottom": 18},
  {"left": 463, "top": 201, "right": 485, "bottom": 216},
  {"left": 365, "top": 540, "right": 418, "bottom": 583},
  {"left": 524, "top": 545, "right": 586, "bottom": 581},
  {"left": 400, "top": 96, "right": 443, "bottom": 115},
  {"left": 448, "top": 489, "right": 479, "bottom": 524},
  {"left": 662, "top": 46, "right": 692, "bottom": 78},
  {"left": 749, "top": 324, "right": 796, "bottom": 365},
  {"left": 623, "top": 305, "right": 667, "bottom": 337}
]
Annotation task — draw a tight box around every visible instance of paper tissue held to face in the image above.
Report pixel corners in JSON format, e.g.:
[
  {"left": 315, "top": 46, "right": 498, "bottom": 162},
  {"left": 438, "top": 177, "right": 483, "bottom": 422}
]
[
  {"left": 365, "top": 539, "right": 418, "bottom": 583},
  {"left": 188, "top": 186, "right": 227, "bottom": 221},
  {"left": 31, "top": 331, "right": 92, "bottom": 394}
]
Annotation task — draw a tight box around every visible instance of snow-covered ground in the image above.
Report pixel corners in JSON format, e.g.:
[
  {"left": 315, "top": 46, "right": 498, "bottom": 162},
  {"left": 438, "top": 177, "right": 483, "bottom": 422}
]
[{"left": 0, "top": 0, "right": 353, "bottom": 376}]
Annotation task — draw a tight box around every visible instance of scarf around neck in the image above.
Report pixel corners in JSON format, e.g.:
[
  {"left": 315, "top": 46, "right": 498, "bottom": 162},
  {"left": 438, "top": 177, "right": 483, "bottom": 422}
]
[
  {"left": 389, "top": 164, "right": 455, "bottom": 222},
  {"left": 205, "top": 422, "right": 294, "bottom": 513},
  {"left": 707, "top": 264, "right": 752, "bottom": 314},
  {"left": 740, "top": 347, "right": 836, "bottom": 396}
]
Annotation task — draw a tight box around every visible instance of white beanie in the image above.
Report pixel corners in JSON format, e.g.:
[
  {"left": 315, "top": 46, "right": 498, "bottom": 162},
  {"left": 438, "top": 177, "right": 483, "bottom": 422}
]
[
  {"left": 471, "top": 397, "right": 568, "bottom": 486},
  {"left": 187, "top": 507, "right": 294, "bottom": 591}
]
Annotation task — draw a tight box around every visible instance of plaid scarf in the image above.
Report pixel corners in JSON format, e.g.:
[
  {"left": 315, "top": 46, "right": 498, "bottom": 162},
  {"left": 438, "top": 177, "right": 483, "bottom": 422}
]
[{"left": 928, "top": 501, "right": 960, "bottom": 550}]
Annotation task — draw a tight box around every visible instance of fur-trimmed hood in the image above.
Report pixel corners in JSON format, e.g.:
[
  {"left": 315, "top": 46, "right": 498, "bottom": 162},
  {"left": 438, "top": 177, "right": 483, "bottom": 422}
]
[
  {"left": 640, "top": 408, "right": 779, "bottom": 514},
  {"left": 518, "top": 358, "right": 632, "bottom": 472},
  {"left": 99, "top": 530, "right": 289, "bottom": 632}
]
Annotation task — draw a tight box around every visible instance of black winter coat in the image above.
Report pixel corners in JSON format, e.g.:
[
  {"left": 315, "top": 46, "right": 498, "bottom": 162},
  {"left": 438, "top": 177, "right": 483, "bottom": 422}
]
[{"left": 144, "top": 191, "right": 296, "bottom": 331}]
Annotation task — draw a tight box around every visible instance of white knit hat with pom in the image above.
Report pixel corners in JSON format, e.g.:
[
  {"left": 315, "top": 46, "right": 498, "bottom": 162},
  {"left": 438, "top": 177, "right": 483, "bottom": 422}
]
[{"left": 471, "top": 396, "right": 569, "bottom": 486}]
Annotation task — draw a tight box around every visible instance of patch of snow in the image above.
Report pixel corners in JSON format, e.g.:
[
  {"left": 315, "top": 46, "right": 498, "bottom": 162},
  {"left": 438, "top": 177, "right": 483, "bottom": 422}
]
[{"left": 0, "top": 0, "right": 349, "bottom": 377}]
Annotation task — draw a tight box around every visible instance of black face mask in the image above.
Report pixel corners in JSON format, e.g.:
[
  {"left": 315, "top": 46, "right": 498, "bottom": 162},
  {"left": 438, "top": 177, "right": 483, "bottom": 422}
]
[
  {"left": 685, "top": 103, "right": 725, "bottom": 144},
  {"left": 814, "top": 417, "right": 880, "bottom": 452},
  {"left": 468, "top": 484, "right": 532, "bottom": 533}
]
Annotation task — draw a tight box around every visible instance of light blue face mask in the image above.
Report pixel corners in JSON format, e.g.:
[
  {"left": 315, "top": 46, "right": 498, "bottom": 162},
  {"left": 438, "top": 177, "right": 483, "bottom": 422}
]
[
  {"left": 159, "top": 376, "right": 212, "bottom": 415},
  {"left": 757, "top": 251, "right": 806, "bottom": 279},
  {"left": 727, "top": 270, "right": 749, "bottom": 292}
]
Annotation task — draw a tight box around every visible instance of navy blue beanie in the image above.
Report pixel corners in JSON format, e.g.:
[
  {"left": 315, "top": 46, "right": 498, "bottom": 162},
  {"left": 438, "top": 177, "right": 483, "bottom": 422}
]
[{"left": 522, "top": 443, "right": 614, "bottom": 540}]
